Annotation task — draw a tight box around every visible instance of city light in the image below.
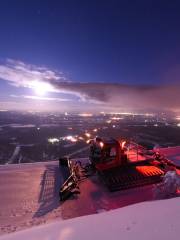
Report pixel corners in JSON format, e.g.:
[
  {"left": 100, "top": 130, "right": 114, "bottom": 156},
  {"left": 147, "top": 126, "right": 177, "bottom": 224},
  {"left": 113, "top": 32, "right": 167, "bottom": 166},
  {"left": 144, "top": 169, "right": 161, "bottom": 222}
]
[
  {"left": 65, "top": 135, "right": 78, "bottom": 142},
  {"left": 48, "top": 138, "right": 60, "bottom": 144},
  {"left": 78, "top": 113, "right": 93, "bottom": 117},
  {"left": 85, "top": 133, "right": 91, "bottom": 138},
  {"left": 111, "top": 117, "right": 123, "bottom": 120},
  {"left": 106, "top": 120, "right": 112, "bottom": 124},
  {"left": 99, "top": 142, "right": 104, "bottom": 148},
  {"left": 108, "top": 112, "right": 155, "bottom": 116},
  {"left": 78, "top": 136, "right": 84, "bottom": 140}
]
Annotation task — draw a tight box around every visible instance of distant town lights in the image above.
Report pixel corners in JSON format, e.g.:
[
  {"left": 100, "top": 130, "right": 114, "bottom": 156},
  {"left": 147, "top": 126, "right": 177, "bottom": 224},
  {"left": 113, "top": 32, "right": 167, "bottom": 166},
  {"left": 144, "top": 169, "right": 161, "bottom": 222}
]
[
  {"left": 177, "top": 123, "right": 180, "bottom": 127},
  {"left": 85, "top": 133, "right": 91, "bottom": 138},
  {"left": 78, "top": 113, "right": 93, "bottom": 117},
  {"left": 66, "top": 135, "right": 77, "bottom": 142},
  {"left": 111, "top": 117, "right": 123, "bottom": 120},
  {"left": 109, "top": 112, "right": 154, "bottom": 116},
  {"left": 78, "top": 136, "right": 84, "bottom": 140},
  {"left": 99, "top": 142, "right": 104, "bottom": 148},
  {"left": 106, "top": 120, "right": 112, "bottom": 124},
  {"left": 48, "top": 138, "right": 59, "bottom": 144}
]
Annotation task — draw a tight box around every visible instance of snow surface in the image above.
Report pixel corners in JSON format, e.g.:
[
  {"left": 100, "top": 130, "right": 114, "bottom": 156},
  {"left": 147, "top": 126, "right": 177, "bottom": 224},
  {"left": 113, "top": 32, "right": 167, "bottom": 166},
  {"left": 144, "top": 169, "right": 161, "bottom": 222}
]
[
  {"left": 0, "top": 160, "right": 157, "bottom": 235},
  {"left": 0, "top": 197, "right": 180, "bottom": 240},
  {"left": 0, "top": 161, "right": 62, "bottom": 235},
  {"left": 159, "top": 146, "right": 180, "bottom": 166},
  {"left": 0, "top": 159, "right": 165, "bottom": 235},
  {"left": 0, "top": 146, "right": 180, "bottom": 237}
]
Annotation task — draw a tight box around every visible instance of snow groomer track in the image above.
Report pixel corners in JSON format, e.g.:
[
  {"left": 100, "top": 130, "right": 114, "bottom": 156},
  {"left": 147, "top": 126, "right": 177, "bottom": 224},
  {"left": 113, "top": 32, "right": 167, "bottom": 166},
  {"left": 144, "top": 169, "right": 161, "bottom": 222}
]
[{"left": 101, "top": 164, "right": 164, "bottom": 191}]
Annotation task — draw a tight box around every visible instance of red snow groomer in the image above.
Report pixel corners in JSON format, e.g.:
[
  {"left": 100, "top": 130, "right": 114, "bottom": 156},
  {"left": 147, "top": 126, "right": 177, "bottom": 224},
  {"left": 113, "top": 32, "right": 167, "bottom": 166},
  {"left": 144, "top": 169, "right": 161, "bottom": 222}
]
[
  {"left": 88, "top": 137, "right": 164, "bottom": 191},
  {"left": 89, "top": 137, "right": 128, "bottom": 171},
  {"left": 59, "top": 137, "right": 176, "bottom": 200}
]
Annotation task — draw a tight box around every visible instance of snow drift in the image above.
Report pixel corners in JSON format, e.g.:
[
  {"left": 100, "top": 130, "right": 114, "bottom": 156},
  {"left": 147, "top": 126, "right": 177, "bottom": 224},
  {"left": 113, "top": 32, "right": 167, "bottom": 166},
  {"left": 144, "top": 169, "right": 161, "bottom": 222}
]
[{"left": 0, "top": 197, "right": 179, "bottom": 240}]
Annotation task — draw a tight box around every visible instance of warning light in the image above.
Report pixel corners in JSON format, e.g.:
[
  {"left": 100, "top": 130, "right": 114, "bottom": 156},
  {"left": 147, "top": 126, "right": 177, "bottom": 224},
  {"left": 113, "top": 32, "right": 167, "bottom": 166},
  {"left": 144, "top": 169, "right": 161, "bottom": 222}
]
[
  {"left": 121, "top": 141, "right": 126, "bottom": 149},
  {"left": 99, "top": 142, "right": 104, "bottom": 148},
  {"left": 85, "top": 133, "right": 91, "bottom": 138}
]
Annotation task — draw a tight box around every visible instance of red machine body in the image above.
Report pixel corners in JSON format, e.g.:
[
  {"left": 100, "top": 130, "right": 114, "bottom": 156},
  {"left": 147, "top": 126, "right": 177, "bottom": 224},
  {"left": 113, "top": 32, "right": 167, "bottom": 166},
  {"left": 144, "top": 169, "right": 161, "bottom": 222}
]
[{"left": 89, "top": 137, "right": 128, "bottom": 171}]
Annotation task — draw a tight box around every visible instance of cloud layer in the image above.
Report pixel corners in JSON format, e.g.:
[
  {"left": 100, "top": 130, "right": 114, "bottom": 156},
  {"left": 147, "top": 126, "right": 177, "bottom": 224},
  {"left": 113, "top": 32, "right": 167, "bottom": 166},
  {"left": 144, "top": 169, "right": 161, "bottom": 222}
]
[
  {"left": 0, "top": 59, "right": 64, "bottom": 89},
  {"left": 10, "top": 94, "right": 71, "bottom": 102},
  {"left": 50, "top": 82, "right": 180, "bottom": 112},
  {"left": 0, "top": 59, "right": 180, "bottom": 112}
]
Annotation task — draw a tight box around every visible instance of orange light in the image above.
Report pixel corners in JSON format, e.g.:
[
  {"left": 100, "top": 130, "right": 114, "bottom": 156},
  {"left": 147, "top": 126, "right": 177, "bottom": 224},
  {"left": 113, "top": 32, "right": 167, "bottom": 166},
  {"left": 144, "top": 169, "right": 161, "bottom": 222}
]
[
  {"left": 99, "top": 142, "right": 104, "bottom": 148},
  {"left": 79, "top": 113, "right": 93, "bottom": 117},
  {"left": 85, "top": 133, "right": 91, "bottom": 138},
  {"left": 121, "top": 141, "right": 126, "bottom": 149}
]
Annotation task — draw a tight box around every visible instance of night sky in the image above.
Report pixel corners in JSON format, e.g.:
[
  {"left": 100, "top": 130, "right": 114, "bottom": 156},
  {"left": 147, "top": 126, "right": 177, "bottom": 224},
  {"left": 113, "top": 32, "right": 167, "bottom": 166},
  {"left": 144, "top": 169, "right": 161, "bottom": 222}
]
[{"left": 0, "top": 0, "right": 180, "bottom": 112}]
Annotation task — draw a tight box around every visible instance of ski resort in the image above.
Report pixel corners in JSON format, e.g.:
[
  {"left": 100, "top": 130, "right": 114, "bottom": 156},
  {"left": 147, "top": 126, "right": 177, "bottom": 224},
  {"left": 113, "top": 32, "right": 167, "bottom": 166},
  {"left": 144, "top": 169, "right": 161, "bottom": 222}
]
[
  {"left": 1, "top": 0, "right": 180, "bottom": 239},
  {"left": 0, "top": 140, "right": 179, "bottom": 239}
]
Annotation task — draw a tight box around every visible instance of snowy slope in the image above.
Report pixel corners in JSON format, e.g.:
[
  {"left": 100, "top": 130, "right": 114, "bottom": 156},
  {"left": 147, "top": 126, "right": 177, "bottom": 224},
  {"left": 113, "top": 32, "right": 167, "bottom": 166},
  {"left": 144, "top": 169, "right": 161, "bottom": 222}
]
[
  {"left": 159, "top": 146, "right": 180, "bottom": 166},
  {"left": 0, "top": 146, "right": 180, "bottom": 236},
  {"left": 0, "top": 197, "right": 180, "bottom": 240},
  {"left": 0, "top": 161, "right": 62, "bottom": 235},
  {"left": 0, "top": 159, "right": 158, "bottom": 235}
]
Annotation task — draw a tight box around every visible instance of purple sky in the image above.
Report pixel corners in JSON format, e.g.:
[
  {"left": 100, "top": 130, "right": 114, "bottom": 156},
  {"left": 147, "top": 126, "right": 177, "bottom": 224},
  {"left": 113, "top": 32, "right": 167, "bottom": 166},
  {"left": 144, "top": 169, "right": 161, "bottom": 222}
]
[{"left": 0, "top": 1, "right": 180, "bottom": 113}]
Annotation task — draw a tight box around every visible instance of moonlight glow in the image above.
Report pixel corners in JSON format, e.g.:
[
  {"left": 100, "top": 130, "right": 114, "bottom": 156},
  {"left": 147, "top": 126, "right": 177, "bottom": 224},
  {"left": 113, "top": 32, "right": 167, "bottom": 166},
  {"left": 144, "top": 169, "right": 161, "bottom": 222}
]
[{"left": 31, "top": 81, "right": 53, "bottom": 96}]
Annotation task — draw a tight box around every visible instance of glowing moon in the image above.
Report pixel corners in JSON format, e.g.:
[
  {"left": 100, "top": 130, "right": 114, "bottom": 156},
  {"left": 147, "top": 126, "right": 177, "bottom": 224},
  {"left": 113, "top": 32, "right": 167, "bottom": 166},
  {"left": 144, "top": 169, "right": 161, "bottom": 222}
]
[{"left": 31, "top": 81, "right": 52, "bottom": 96}]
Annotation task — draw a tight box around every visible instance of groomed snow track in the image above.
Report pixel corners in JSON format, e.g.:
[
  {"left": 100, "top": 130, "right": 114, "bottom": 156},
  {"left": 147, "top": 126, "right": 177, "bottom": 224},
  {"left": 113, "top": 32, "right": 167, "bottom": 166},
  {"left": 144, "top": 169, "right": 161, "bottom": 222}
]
[{"left": 100, "top": 164, "right": 164, "bottom": 191}]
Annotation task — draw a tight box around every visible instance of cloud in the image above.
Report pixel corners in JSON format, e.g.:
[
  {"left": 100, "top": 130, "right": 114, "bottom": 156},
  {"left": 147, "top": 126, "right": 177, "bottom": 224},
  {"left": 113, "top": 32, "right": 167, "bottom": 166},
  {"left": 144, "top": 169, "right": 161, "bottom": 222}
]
[
  {"left": 1, "top": 59, "right": 180, "bottom": 112},
  {"left": 0, "top": 59, "right": 65, "bottom": 90},
  {"left": 50, "top": 82, "right": 180, "bottom": 112},
  {"left": 10, "top": 94, "right": 71, "bottom": 102}
]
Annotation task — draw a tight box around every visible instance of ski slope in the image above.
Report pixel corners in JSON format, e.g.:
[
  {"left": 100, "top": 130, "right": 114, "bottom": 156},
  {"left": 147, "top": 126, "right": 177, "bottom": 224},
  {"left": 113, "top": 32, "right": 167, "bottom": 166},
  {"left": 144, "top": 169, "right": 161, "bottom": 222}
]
[
  {"left": 0, "top": 146, "right": 180, "bottom": 236},
  {"left": 0, "top": 197, "right": 180, "bottom": 240},
  {"left": 159, "top": 146, "right": 180, "bottom": 166},
  {"left": 0, "top": 160, "right": 156, "bottom": 235},
  {"left": 0, "top": 161, "right": 62, "bottom": 235}
]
